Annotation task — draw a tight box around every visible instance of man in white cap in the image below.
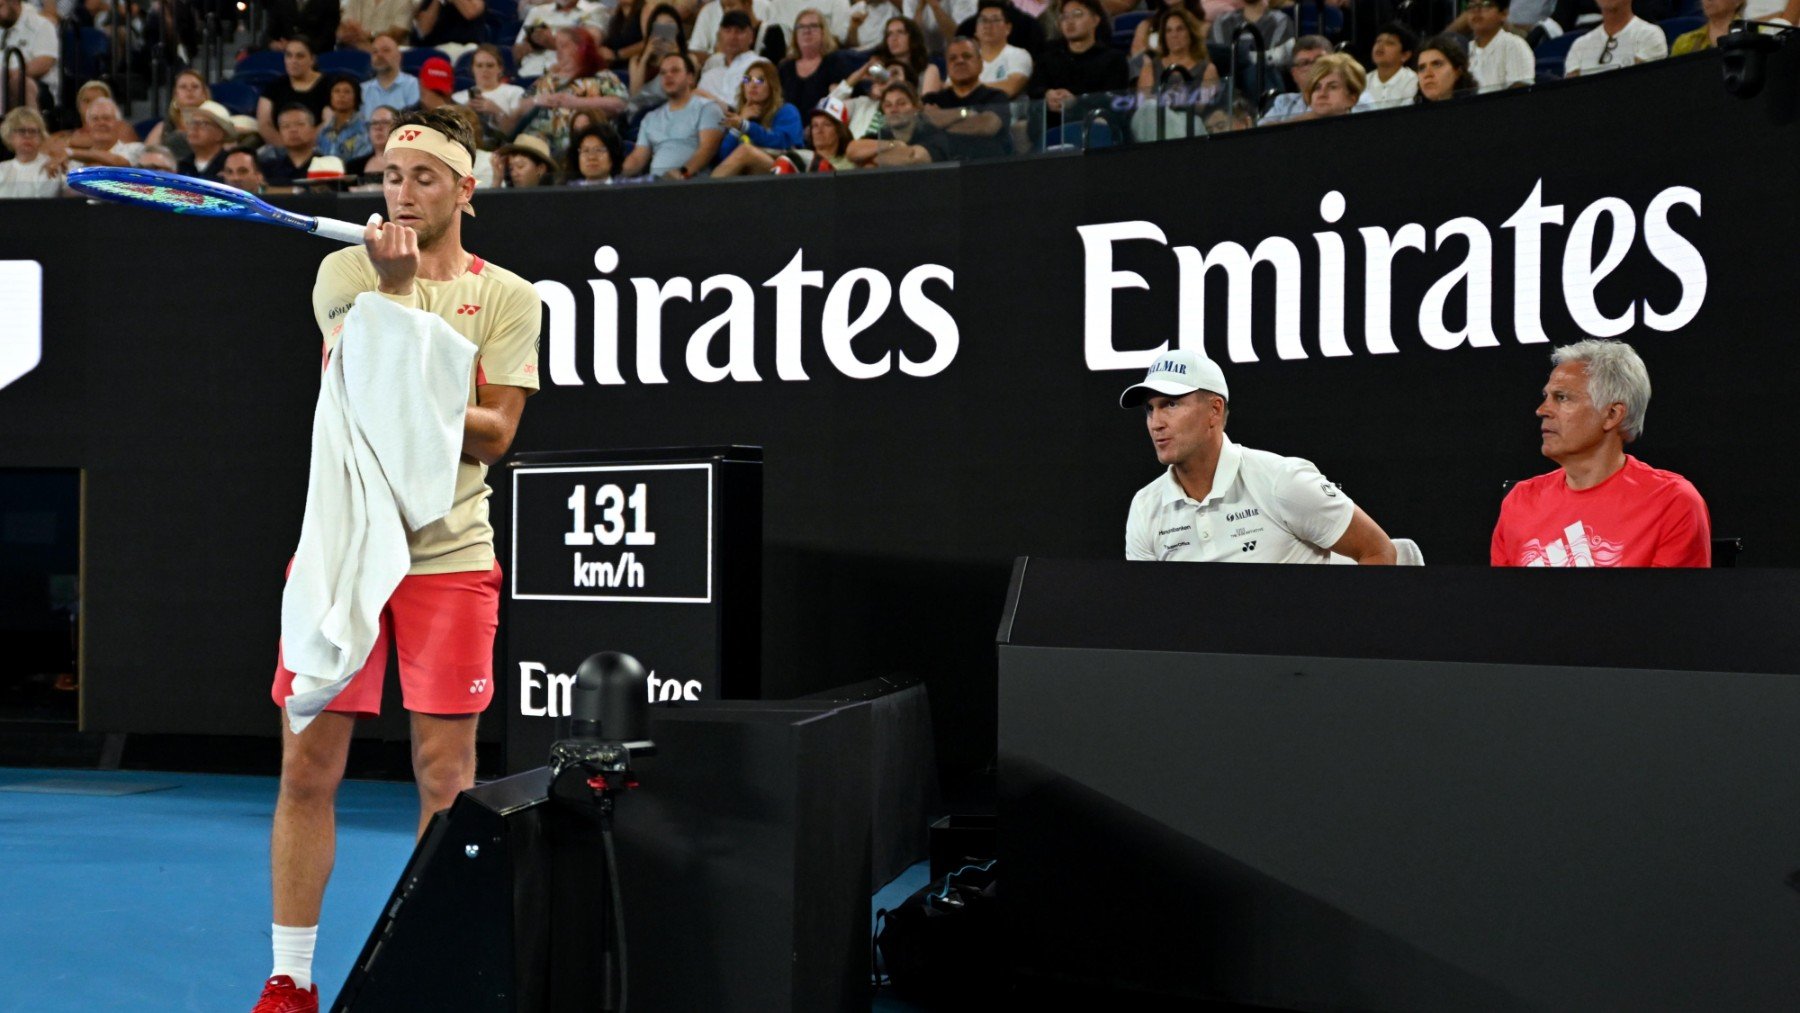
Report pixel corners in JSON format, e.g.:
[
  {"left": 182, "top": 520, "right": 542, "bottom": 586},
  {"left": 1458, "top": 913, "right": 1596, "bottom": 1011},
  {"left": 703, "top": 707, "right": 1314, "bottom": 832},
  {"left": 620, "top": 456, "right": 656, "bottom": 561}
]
[
  {"left": 251, "top": 106, "right": 542, "bottom": 1013},
  {"left": 1121, "top": 349, "right": 1396, "bottom": 564}
]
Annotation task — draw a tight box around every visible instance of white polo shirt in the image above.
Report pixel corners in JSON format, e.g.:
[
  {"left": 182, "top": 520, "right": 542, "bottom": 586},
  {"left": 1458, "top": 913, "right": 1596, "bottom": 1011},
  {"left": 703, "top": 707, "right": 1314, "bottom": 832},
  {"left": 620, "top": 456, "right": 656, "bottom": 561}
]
[
  {"left": 1125, "top": 436, "right": 1356, "bottom": 564},
  {"left": 1564, "top": 17, "right": 1667, "bottom": 76}
]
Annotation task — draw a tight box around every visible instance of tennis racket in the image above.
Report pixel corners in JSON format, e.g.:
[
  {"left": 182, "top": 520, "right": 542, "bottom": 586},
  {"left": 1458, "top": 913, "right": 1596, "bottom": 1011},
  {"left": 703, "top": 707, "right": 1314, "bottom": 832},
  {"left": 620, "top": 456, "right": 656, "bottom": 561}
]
[{"left": 66, "top": 166, "right": 368, "bottom": 245}]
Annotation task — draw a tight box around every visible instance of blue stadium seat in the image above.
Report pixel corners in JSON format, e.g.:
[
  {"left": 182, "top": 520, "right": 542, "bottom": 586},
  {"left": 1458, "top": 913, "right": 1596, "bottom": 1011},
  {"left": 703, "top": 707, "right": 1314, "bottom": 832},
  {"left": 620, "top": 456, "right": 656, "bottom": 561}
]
[
  {"left": 134, "top": 115, "right": 160, "bottom": 139},
  {"left": 318, "top": 49, "right": 373, "bottom": 80},
  {"left": 454, "top": 72, "right": 476, "bottom": 94},
  {"left": 1660, "top": 14, "right": 1705, "bottom": 45},
  {"left": 402, "top": 47, "right": 450, "bottom": 75},
  {"left": 1534, "top": 27, "right": 1591, "bottom": 81},
  {"left": 77, "top": 27, "right": 109, "bottom": 78},
  {"left": 234, "top": 49, "right": 285, "bottom": 79},
  {"left": 1674, "top": 0, "right": 1701, "bottom": 14},
  {"left": 209, "top": 79, "right": 260, "bottom": 115},
  {"left": 1112, "top": 11, "right": 1150, "bottom": 50},
  {"left": 1294, "top": 2, "right": 1346, "bottom": 39}
]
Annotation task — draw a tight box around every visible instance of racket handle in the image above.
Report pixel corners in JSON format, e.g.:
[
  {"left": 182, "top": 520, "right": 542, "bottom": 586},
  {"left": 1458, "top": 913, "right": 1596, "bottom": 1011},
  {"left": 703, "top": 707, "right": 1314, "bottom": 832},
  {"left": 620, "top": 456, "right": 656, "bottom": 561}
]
[{"left": 310, "top": 216, "right": 368, "bottom": 245}]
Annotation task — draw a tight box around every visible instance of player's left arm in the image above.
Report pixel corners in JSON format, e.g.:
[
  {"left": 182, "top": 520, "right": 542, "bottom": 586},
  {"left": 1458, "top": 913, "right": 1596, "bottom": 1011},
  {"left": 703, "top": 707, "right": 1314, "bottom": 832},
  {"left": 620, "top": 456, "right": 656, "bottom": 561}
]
[
  {"left": 1651, "top": 483, "right": 1712, "bottom": 568},
  {"left": 1328, "top": 506, "right": 1398, "bottom": 566},
  {"left": 1274, "top": 461, "right": 1397, "bottom": 565},
  {"left": 463, "top": 277, "right": 542, "bottom": 465}
]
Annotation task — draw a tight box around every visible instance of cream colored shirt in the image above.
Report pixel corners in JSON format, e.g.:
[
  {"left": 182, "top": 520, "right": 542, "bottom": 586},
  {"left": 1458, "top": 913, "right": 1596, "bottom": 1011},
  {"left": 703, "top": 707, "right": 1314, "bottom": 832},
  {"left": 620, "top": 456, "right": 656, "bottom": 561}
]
[{"left": 313, "top": 247, "right": 541, "bottom": 574}]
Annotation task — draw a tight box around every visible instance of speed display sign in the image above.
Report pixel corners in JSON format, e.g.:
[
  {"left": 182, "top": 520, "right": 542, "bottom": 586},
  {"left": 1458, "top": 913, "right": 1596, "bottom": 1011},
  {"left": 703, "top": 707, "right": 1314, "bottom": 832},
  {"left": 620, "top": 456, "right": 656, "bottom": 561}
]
[{"left": 511, "top": 463, "right": 713, "bottom": 603}]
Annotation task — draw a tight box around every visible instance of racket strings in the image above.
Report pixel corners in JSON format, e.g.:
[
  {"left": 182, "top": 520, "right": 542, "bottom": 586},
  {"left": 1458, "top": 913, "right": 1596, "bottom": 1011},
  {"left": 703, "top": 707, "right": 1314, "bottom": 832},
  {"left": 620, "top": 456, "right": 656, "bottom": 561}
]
[{"left": 80, "top": 178, "right": 242, "bottom": 213}]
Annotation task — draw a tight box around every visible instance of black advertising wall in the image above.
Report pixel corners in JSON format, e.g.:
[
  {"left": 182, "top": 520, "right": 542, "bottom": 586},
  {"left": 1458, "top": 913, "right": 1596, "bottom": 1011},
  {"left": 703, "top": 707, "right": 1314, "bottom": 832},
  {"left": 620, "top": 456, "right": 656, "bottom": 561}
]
[{"left": 3, "top": 46, "right": 1797, "bottom": 758}]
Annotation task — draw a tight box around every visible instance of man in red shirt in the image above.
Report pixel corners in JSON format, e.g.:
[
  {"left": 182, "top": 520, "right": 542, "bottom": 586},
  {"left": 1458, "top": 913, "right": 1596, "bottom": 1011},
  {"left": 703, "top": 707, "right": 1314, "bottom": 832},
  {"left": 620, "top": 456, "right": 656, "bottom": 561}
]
[{"left": 1491, "top": 339, "right": 1710, "bottom": 568}]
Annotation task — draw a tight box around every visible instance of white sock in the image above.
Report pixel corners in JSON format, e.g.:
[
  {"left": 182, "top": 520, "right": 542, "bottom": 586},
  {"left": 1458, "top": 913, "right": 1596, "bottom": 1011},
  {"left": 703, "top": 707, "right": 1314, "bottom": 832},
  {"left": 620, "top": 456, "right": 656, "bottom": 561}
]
[{"left": 271, "top": 923, "right": 318, "bottom": 991}]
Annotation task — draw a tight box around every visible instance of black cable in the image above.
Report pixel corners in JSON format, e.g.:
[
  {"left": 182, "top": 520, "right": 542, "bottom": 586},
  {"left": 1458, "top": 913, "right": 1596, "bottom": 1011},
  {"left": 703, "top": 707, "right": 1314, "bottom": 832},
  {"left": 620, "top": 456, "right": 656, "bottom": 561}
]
[{"left": 602, "top": 823, "right": 627, "bottom": 1013}]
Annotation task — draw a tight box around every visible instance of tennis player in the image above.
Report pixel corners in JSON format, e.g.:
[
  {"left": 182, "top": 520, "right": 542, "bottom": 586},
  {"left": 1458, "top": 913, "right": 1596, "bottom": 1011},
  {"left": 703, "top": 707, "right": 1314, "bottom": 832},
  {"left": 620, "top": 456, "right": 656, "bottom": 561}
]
[
  {"left": 1122, "top": 349, "right": 1396, "bottom": 564},
  {"left": 253, "top": 107, "right": 541, "bottom": 1013}
]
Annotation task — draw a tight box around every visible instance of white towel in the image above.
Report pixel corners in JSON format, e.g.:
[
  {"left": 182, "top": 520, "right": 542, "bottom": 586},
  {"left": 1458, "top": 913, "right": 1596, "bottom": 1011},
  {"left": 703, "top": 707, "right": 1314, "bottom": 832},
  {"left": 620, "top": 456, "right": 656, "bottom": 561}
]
[{"left": 280, "top": 292, "right": 477, "bottom": 733}]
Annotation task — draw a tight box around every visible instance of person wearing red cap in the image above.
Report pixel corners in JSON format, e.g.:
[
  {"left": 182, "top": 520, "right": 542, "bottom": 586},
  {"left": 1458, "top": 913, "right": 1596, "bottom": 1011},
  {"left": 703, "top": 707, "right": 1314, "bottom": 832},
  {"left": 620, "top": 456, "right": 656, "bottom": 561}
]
[{"left": 415, "top": 55, "right": 458, "bottom": 111}]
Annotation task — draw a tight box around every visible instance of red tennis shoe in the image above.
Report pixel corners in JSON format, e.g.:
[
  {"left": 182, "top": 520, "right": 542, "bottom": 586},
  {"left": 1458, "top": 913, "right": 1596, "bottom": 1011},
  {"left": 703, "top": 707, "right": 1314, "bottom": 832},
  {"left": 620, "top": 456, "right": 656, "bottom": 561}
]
[{"left": 251, "top": 975, "right": 318, "bottom": 1013}]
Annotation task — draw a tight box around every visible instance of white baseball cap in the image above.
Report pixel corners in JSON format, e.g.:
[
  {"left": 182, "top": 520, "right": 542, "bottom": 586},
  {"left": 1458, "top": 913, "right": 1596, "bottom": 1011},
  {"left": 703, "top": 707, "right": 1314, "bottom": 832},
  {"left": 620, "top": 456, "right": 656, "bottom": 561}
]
[{"left": 1118, "top": 349, "right": 1229, "bottom": 408}]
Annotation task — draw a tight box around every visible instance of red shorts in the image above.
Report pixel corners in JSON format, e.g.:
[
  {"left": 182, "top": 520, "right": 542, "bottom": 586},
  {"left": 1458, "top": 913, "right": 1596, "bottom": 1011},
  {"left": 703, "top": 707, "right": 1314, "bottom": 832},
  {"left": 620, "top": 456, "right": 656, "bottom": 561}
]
[{"left": 271, "top": 561, "right": 503, "bottom": 718}]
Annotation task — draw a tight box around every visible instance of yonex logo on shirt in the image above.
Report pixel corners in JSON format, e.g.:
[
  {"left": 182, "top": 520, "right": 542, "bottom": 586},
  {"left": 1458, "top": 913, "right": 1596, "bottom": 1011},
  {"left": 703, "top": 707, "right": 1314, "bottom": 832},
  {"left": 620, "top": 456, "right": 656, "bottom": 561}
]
[{"left": 456, "top": 304, "right": 482, "bottom": 315}]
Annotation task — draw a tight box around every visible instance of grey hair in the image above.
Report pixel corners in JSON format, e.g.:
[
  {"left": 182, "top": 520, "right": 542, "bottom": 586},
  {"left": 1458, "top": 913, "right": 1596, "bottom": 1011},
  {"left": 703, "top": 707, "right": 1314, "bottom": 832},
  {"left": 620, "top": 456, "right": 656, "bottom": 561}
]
[{"left": 1551, "top": 339, "right": 1650, "bottom": 442}]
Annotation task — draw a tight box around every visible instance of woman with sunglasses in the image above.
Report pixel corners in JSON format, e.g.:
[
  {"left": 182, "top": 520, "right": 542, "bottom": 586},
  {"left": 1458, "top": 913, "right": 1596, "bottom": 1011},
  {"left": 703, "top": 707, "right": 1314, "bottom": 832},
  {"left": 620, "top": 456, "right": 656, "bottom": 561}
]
[{"left": 711, "top": 58, "right": 804, "bottom": 175}]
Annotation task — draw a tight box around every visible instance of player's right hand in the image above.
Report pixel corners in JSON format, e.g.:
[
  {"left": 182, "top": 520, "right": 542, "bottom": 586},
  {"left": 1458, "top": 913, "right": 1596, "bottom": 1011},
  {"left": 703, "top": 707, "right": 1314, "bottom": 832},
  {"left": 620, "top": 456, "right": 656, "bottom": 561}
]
[{"left": 364, "top": 213, "right": 420, "bottom": 297}]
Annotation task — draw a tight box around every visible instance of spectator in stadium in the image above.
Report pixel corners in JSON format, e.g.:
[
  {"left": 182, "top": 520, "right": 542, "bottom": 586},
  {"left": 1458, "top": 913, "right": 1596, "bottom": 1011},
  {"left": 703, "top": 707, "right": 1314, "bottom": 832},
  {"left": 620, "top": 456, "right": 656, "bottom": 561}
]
[
  {"left": 1415, "top": 34, "right": 1476, "bottom": 101},
  {"left": 714, "top": 58, "right": 802, "bottom": 163},
  {"left": 359, "top": 35, "right": 419, "bottom": 119},
  {"left": 849, "top": 16, "right": 942, "bottom": 95},
  {"left": 842, "top": 55, "right": 911, "bottom": 136},
  {"left": 1355, "top": 21, "right": 1418, "bottom": 108},
  {"left": 1564, "top": 0, "right": 1667, "bottom": 75},
  {"left": 259, "top": 102, "right": 321, "bottom": 185},
  {"left": 1200, "top": 96, "right": 1257, "bottom": 132},
  {"left": 922, "top": 36, "right": 1009, "bottom": 159},
  {"left": 492, "top": 132, "right": 561, "bottom": 185},
  {"left": 258, "top": 38, "right": 331, "bottom": 147},
  {"left": 804, "top": 96, "right": 855, "bottom": 168},
  {"left": 951, "top": 0, "right": 1043, "bottom": 58},
  {"left": 316, "top": 76, "right": 372, "bottom": 161},
  {"left": 604, "top": 0, "right": 651, "bottom": 66},
  {"left": 628, "top": 3, "right": 690, "bottom": 109},
  {"left": 1122, "top": 350, "right": 1397, "bottom": 565},
  {"left": 516, "top": 0, "right": 606, "bottom": 72},
  {"left": 1031, "top": 0, "right": 1130, "bottom": 125},
  {"left": 698, "top": 9, "right": 762, "bottom": 104},
  {"left": 262, "top": 0, "right": 339, "bottom": 56},
  {"left": 142, "top": 67, "right": 209, "bottom": 161},
  {"left": 1209, "top": 0, "right": 1295, "bottom": 71},
  {"left": 348, "top": 104, "right": 399, "bottom": 176},
  {"left": 846, "top": 80, "right": 941, "bottom": 164},
  {"left": 176, "top": 100, "right": 234, "bottom": 180},
  {"left": 524, "top": 26, "right": 630, "bottom": 157},
  {"left": 415, "top": 0, "right": 490, "bottom": 48},
  {"left": 221, "top": 147, "right": 266, "bottom": 191},
  {"left": 1465, "top": 0, "right": 1534, "bottom": 88},
  {"left": 622, "top": 51, "right": 725, "bottom": 177},
  {"left": 1136, "top": 6, "right": 1217, "bottom": 104},
  {"left": 1491, "top": 340, "right": 1710, "bottom": 568},
  {"left": 692, "top": 0, "right": 758, "bottom": 58},
  {"left": 975, "top": 3, "right": 1032, "bottom": 97},
  {"left": 1125, "top": 0, "right": 1199, "bottom": 64},
  {"left": 456, "top": 44, "right": 530, "bottom": 147},
  {"left": 0, "top": 0, "right": 59, "bottom": 112},
  {"left": 766, "top": 0, "right": 857, "bottom": 48},
  {"left": 68, "top": 80, "right": 119, "bottom": 127},
  {"left": 338, "top": 0, "right": 415, "bottom": 49},
  {"left": 565, "top": 123, "right": 625, "bottom": 182},
  {"left": 417, "top": 56, "right": 459, "bottom": 111},
  {"left": 0, "top": 106, "right": 61, "bottom": 198},
  {"left": 1671, "top": 0, "right": 1743, "bottom": 53},
  {"left": 1259, "top": 34, "right": 1329, "bottom": 122},
  {"left": 58, "top": 96, "right": 143, "bottom": 168},
  {"left": 779, "top": 8, "right": 861, "bottom": 114},
  {"left": 1298, "top": 51, "right": 1363, "bottom": 117},
  {"left": 136, "top": 144, "right": 179, "bottom": 171}
]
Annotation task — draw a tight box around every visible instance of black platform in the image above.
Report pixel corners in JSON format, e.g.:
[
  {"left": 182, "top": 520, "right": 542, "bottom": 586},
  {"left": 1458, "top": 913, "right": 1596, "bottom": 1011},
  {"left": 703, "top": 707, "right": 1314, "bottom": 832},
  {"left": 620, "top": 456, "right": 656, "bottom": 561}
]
[{"left": 998, "top": 558, "right": 1800, "bottom": 1012}]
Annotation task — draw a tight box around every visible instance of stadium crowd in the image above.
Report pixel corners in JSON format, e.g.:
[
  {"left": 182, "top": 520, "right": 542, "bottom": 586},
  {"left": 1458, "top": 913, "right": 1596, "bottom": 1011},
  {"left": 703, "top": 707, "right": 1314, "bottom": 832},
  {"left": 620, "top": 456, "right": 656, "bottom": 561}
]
[{"left": 0, "top": 0, "right": 1784, "bottom": 196}]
